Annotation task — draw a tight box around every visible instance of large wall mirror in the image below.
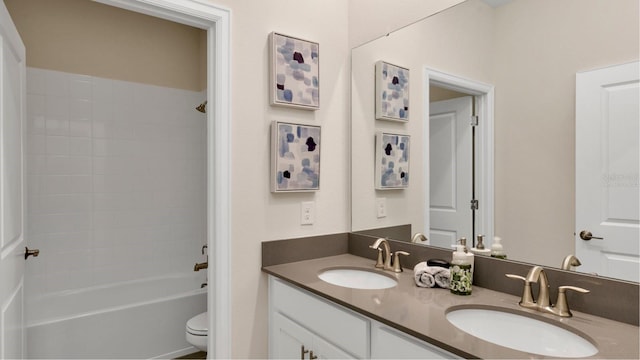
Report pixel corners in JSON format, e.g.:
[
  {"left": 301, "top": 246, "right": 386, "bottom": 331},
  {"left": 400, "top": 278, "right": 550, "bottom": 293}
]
[{"left": 351, "top": 0, "right": 639, "bottom": 282}]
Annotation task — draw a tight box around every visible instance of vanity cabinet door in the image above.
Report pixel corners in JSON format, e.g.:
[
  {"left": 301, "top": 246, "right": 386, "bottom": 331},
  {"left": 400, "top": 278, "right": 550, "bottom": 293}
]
[
  {"left": 271, "top": 312, "right": 315, "bottom": 359},
  {"left": 271, "top": 311, "right": 354, "bottom": 359},
  {"left": 312, "top": 334, "right": 354, "bottom": 359},
  {"left": 269, "top": 276, "right": 368, "bottom": 358},
  {"left": 371, "top": 322, "right": 460, "bottom": 359}
]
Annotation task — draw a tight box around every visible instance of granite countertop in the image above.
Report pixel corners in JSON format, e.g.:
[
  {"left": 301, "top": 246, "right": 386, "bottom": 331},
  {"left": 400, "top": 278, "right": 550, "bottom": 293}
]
[{"left": 263, "top": 253, "right": 640, "bottom": 359}]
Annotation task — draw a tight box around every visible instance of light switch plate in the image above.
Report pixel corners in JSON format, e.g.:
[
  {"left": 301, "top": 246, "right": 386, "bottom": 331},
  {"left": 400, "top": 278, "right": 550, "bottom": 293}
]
[
  {"left": 376, "top": 198, "right": 387, "bottom": 218},
  {"left": 301, "top": 201, "right": 315, "bottom": 225}
]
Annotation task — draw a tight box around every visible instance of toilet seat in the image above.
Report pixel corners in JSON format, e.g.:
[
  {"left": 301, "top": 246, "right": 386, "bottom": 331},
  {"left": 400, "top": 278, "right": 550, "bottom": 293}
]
[
  {"left": 186, "top": 312, "right": 208, "bottom": 351},
  {"left": 186, "top": 312, "right": 208, "bottom": 336}
]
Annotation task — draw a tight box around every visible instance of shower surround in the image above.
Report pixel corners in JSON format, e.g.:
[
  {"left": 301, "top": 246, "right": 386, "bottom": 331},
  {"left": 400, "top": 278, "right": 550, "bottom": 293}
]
[{"left": 25, "top": 67, "right": 207, "bottom": 358}]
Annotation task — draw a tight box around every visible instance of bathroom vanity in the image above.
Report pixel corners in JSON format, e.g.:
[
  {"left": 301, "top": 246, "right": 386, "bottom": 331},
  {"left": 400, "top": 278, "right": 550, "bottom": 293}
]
[
  {"left": 262, "top": 237, "right": 639, "bottom": 359},
  {"left": 269, "top": 273, "right": 458, "bottom": 359}
]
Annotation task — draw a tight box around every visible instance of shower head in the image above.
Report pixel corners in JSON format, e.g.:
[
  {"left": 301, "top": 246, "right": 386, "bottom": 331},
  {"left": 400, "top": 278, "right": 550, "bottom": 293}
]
[{"left": 196, "top": 101, "right": 207, "bottom": 113}]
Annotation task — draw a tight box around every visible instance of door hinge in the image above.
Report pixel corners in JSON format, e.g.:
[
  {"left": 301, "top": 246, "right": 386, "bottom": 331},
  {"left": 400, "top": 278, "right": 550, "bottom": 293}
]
[
  {"left": 470, "top": 199, "right": 479, "bottom": 210},
  {"left": 470, "top": 115, "right": 479, "bottom": 127}
]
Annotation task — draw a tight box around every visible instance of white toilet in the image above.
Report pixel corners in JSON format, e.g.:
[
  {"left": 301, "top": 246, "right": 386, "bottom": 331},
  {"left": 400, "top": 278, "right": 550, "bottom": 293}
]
[{"left": 186, "top": 312, "right": 208, "bottom": 351}]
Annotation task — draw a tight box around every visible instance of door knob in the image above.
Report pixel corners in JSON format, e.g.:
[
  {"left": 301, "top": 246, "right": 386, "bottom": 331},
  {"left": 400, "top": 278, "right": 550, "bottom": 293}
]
[
  {"left": 25, "top": 247, "right": 40, "bottom": 260},
  {"left": 579, "top": 230, "right": 603, "bottom": 241}
]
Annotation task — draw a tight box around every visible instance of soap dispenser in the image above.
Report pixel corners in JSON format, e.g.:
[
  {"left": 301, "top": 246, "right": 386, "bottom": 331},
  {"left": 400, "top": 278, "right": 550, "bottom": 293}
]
[
  {"left": 450, "top": 244, "right": 472, "bottom": 295},
  {"left": 470, "top": 235, "right": 491, "bottom": 256},
  {"left": 457, "top": 237, "right": 474, "bottom": 282},
  {"left": 491, "top": 236, "right": 507, "bottom": 259}
]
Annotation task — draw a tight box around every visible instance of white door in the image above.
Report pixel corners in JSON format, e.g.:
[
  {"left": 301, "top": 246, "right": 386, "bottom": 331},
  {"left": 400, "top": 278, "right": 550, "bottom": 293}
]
[
  {"left": 429, "top": 96, "right": 474, "bottom": 248},
  {"left": 576, "top": 61, "right": 639, "bottom": 282},
  {"left": 0, "top": 1, "right": 27, "bottom": 358}
]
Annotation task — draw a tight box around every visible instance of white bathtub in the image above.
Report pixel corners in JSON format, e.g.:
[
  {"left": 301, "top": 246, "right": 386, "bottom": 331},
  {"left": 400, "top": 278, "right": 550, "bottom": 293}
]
[{"left": 26, "top": 274, "right": 207, "bottom": 359}]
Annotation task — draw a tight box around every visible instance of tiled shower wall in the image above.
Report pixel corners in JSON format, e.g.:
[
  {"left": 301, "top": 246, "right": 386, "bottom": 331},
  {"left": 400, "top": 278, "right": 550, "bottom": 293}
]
[{"left": 25, "top": 67, "right": 207, "bottom": 298}]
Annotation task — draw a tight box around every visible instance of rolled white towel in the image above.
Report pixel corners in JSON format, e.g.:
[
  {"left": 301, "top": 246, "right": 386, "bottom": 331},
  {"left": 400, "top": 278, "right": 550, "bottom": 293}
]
[
  {"left": 432, "top": 267, "right": 450, "bottom": 289},
  {"left": 414, "top": 262, "right": 451, "bottom": 289},
  {"left": 413, "top": 262, "right": 435, "bottom": 288}
]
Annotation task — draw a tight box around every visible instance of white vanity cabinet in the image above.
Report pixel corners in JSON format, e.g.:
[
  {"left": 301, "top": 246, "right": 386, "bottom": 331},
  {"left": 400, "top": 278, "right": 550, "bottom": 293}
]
[
  {"left": 268, "top": 276, "right": 461, "bottom": 359},
  {"left": 269, "top": 276, "right": 368, "bottom": 358}
]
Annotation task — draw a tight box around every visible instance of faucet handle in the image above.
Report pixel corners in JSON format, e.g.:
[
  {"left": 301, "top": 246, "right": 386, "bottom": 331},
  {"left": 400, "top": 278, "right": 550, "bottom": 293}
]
[
  {"left": 372, "top": 247, "right": 385, "bottom": 268},
  {"left": 505, "top": 273, "right": 526, "bottom": 282},
  {"left": 505, "top": 274, "right": 536, "bottom": 308},
  {"left": 392, "top": 251, "right": 410, "bottom": 273},
  {"left": 553, "top": 285, "right": 589, "bottom": 317}
]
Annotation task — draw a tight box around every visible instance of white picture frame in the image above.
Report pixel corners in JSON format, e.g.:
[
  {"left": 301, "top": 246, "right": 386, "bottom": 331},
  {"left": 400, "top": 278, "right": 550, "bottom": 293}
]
[
  {"left": 271, "top": 121, "right": 321, "bottom": 192},
  {"left": 270, "top": 32, "right": 320, "bottom": 110},
  {"left": 375, "top": 131, "right": 410, "bottom": 189},
  {"left": 375, "top": 60, "right": 409, "bottom": 121}
]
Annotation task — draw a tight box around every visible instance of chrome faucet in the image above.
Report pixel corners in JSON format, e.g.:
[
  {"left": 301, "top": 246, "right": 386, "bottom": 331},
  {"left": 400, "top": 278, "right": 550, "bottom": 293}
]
[
  {"left": 369, "top": 238, "right": 392, "bottom": 270},
  {"left": 506, "top": 265, "right": 589, "bottom": 317},
  {"left": 369, "top": 238, "right": 409, "bottom": 273},
  {"left": 561, "top": 254, "right": 581, "bottom": 270}
]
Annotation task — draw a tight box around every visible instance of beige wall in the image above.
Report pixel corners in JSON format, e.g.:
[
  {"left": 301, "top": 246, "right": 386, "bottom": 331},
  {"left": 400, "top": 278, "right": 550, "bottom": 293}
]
[
  {"left": 347, "top": 0, "right": 465, "bottom": 48},
  {"left": 351, "top": 0, "right": 495, "bottom": 235},
  {"left": 492, "top": 0, "right": 639, "bottom": 266},
  {"left": 430, "top": 86, "right": 468, "bottom": 102},
  {"left": 207, "top": 1, "right": 351, "bottom": 356},
  {"left": 5, "top": 0, "right": 206, "bottom": 91},
  {"left": 352, "top": 0, "right": 639, "bottom": 269}
]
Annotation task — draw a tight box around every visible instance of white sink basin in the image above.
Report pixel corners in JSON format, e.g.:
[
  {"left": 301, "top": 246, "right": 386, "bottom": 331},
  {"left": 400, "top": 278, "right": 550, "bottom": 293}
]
[
  {"left": 446, "top": 307, "right": 598, "bottom": 358},
  {"left": 318, "top": 268, "right": 397, "bottom": 290}
]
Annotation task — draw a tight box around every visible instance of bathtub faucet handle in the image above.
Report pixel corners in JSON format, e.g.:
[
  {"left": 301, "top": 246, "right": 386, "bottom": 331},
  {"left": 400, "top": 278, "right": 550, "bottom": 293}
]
[{"left": 201, "top": 245, "right": 208, "bottom": 255}]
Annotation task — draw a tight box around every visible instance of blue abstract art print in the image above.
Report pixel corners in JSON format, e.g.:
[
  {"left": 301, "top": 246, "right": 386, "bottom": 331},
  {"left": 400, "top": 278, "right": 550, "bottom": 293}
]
[
  {"left": 375, "top": 61, "right": 409, "bottom": 121},
  {"left": 270, "top": 32, "right": 320, "bottom": 110},
  {"left": 271, "top": 121, "right": 321, "bottom": 192},
  {"left": 375, "top": 132, "right": 410, "bottom": 189}
]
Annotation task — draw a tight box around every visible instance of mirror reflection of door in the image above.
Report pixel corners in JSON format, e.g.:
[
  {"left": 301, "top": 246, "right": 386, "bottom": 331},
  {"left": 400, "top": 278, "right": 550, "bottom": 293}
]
[
  {"left": 576, "top": 61, "right": 640, "bottom": 282},
  {"left": 429, "top": 88, "right": 475, "bottom": 248}
]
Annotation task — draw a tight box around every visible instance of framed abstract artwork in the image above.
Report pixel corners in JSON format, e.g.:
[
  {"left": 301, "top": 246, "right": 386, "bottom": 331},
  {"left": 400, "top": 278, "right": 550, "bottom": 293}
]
[
  {"left": 375, "top": 131, "right": 410, "bottom": 189},
  {"left": 375, "top": 61, "right": 409, "bottom": 121},
  {"left": 271, "top": 121, "right": 321, "bottom": 192},
  {"left": 270, "top": 32, "right": 320, "bottom": 110}
]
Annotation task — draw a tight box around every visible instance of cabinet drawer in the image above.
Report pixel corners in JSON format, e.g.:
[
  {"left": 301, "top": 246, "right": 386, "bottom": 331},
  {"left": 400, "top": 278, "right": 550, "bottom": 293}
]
[{"left": 269, "top": 277, "right": 369, "bottom": 359}]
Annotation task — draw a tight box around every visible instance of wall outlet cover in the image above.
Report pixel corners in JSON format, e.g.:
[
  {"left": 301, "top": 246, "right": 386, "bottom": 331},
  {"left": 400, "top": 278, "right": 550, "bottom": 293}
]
[
  {"left": 376, "top": 198, "right": 387, "bottom": 218},
  {"left": 301, "top": 201, "right": 315, "bottom": 225}
]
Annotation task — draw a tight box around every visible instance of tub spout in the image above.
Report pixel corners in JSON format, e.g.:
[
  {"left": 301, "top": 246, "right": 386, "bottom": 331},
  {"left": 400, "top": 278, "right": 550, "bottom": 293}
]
[{"left": 194, "top": 262, "right": 208, "bottom": 271}]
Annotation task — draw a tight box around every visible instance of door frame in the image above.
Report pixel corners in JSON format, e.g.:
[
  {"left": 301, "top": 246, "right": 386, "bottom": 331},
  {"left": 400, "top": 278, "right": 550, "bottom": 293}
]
[
  {"left": 94, "top": 0, "right": 232, "bottom": 357},
  {"left": 423, "top": 67, "right": 494, "bottom": 246}
]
